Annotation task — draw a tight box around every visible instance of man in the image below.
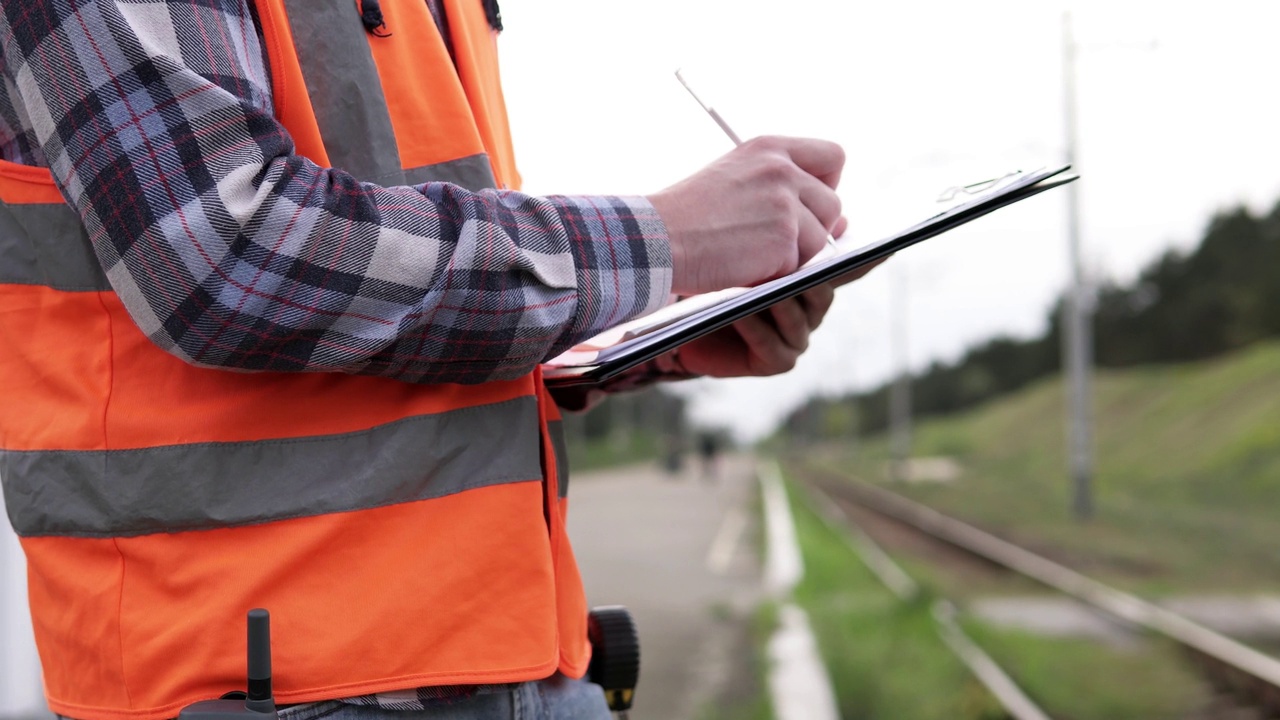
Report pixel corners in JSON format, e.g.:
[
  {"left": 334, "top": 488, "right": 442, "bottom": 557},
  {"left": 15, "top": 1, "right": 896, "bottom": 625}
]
[{"left": 0, "top": 1, "right": 859, "bottom": 717}]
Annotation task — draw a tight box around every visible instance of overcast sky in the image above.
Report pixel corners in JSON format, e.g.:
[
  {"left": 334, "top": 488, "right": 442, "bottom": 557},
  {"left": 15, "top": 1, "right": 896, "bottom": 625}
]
[{"left": 501, "top": 0, "right": 1280, "bottom": 440}]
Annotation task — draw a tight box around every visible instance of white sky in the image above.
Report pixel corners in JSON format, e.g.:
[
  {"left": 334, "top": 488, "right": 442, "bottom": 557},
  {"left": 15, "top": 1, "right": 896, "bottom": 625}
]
[{"left": 499, "top": 1, "right": 1280, "bottom": 440}]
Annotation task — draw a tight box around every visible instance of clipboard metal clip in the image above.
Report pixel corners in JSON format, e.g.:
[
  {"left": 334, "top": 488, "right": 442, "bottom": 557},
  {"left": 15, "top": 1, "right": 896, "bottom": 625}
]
[{"left": 936, "top": 170, "right": 1022, "bottom": 203}]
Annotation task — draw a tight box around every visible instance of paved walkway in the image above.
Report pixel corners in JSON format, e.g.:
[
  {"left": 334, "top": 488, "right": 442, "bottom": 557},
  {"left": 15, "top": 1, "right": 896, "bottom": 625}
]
[{"left": 567, "top": 455, "right": 761, "bottom": 720}]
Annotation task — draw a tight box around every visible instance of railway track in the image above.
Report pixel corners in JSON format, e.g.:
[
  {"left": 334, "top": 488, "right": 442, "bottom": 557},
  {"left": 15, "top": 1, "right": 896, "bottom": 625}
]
[
  {"left": 793, "top": 475, "right": 1054, "bottom": 719},
  {"left": 791, "top": 463, "right": 1280, "bottom": 719}
]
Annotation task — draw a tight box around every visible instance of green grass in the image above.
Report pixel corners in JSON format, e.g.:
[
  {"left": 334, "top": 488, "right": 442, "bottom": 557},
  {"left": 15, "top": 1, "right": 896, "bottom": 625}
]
[
  {"left": 810, "top": 341, "right": 1280, "bottom": 594},
  {"left": 698, "top": 601, "right": 777, "bottom": 720},
  {"left": 785, "top": 477, "right": 1216, "bottom": 719},
  {"left": 959, "top": 624, "right": 1208, "bottom": 720},
  {"left": 785, "top": 479, "right": 1006, "bottom": 720}
]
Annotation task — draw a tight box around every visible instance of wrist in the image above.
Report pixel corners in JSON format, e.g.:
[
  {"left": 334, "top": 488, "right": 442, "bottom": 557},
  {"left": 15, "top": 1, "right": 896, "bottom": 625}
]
[{"left": 647, "top": 191, "right": 692, "bottom": 295}]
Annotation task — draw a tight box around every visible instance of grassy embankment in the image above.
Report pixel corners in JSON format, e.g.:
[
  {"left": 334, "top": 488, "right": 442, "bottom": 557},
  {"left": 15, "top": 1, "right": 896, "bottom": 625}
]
[
  {"left": 771, "top": 343, "right": 1280, "bottom": 718},
  {"left": 656, "top": 343, "right": 1280, "bottom": 718},
  {"left": 806, "top": 340, "right": 1280, "bottom": 595}
]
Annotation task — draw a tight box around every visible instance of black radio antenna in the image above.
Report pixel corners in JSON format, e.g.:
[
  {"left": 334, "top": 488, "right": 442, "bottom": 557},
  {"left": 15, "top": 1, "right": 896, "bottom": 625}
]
[
  {"left": 244, "top": 609, "right": 275, "bottom": 714},
  {"left": 177, "top": 609, "right": 278, "bottom": 719}
]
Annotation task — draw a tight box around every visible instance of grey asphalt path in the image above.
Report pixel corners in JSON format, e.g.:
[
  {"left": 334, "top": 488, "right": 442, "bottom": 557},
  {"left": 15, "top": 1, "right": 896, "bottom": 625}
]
[{"left": 567, "top": 454, "right": 762, "bottom": 720}]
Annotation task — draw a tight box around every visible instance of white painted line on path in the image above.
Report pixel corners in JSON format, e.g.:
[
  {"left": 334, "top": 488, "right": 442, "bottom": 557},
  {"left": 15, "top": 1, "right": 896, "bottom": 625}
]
[
  {"left": 706, "top": 505, "right": 748, "bottom": 575},
  {"left": 758, "top": 460, "right": 839, "bottom": 720},
  {"left": 759, "top": 461, "right": 803, "bottom": 596},
  {"left": 768, "top": 604, "right": 841, "bottom": 720}
]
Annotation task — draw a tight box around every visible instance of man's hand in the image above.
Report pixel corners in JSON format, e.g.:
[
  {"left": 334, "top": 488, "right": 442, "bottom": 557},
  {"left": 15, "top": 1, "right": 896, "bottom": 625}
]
[
  {"left": 648, "top": 136, "right": 844, "bottom": 296},
  {"left": 676, "top": 285, "right": 834, "bottom": 377},
  {"left": 670, "top": 222, "right": 882, "bottom": 379}
]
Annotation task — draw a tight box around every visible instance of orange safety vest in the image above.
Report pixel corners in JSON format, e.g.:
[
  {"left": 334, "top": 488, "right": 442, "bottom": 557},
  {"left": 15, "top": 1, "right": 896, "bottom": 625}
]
[{"left": 0, "top": 2, "right": 590, "bottom": 718}]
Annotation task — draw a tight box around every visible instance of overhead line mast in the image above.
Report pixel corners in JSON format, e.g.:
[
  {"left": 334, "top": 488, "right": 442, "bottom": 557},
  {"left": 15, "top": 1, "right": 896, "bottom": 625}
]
[{"left": 1062, "top": 9, "right": 1094, "bottom": 520}]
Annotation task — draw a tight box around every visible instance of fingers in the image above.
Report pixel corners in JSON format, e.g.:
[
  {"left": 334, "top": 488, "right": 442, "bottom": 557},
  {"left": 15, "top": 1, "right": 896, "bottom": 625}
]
[
  {"left": 795, "top": 171, "right": 842, "bottom": 265},
  {"left": 768, "top": 299, "right": 811, "bottom": 351},
  {"left": 762, "top": 287, "right": 833, "bottom": 355},
  {"left": 796, "top": 171, "right": 843, "bottom": 233},
  {"left": 767, "top": 137, "right": 845, "bottom": 189},
  {"left": 797, "top": 284, "right": 835, "bottom": 327},
  {"left": 765, "top": 287, "right": 834, "bottom": 354},
  {"left": 681, "top": 282, "right": 846, "bottom": 380},
  {"left": 796, "top": 211, "right": 833, "bottom": 267},
  {"left": 733, "top": 313, "right": 802, "bottom": 375}
]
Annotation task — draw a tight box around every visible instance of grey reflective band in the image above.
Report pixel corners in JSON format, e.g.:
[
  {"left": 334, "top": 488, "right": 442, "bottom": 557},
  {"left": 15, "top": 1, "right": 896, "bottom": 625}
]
[
  {"left": 3, "top": 397, "right": 543, "bottom": 538},
  {"left": 281, "top": 0, "right": 499, "bottom": 190},
  {"left": 548, "top": 420, "right": 570, "bottom": 498},
  {"left": 283, "top": 0, "right": 406, "bottom": 186},
  {"left": 404, "top": 155, "right": 497, "bottom": 192},
  {"left": 0, "top": 202, "right": 108, "bottom": 291}
]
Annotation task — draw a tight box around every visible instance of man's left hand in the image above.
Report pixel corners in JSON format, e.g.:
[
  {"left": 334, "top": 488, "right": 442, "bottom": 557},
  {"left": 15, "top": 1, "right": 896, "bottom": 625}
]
[
  {"left": 675, "top": 283, "right": 837, "bottom": 378},
  {"left": 674, "top": 238, "right": 884, "bottom": 379}
]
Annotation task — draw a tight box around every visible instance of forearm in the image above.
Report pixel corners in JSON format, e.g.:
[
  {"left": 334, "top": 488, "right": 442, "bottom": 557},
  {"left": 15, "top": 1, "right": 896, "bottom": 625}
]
[{"left": 111, "top": 147, "right": 670, "bottom": 382}]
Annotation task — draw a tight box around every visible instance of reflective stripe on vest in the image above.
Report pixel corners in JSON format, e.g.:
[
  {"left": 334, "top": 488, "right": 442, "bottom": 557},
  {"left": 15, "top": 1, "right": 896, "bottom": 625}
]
[
  {"left": 0, "top": 202, "right": 109, "bottom": 291},
  {"left": 548, "top": 419, "right": 570, "bottom": 499},
  {"left": 3, "top": 396, "right": 542, "bottom": 537}
]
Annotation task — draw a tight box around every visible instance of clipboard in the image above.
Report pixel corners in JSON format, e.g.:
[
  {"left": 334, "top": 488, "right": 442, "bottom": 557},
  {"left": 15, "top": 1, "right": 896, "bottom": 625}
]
[{"left": 544, "top": 165, "right": 1078, "bottom": 387}]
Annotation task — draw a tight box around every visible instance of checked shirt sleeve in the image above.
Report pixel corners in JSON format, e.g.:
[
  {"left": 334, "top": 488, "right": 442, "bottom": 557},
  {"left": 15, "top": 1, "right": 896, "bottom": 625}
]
[{"left": 0, "top": 0, "right": 671, "bottom": 385}]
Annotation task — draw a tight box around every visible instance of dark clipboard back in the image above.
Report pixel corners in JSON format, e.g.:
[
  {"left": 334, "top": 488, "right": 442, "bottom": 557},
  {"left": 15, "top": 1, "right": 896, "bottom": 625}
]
[{"left": 544, "top": 165, "right": 1077, "bottom": 387}]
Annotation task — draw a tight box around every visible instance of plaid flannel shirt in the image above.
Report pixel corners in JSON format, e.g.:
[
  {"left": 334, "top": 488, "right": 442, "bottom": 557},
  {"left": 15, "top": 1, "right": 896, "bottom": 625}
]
[
  {"left": 1, "top": 0, "right": 675, "bottom": 710},
  {"left": 0, "top": 0, "right": 672, "bottom": 387}
]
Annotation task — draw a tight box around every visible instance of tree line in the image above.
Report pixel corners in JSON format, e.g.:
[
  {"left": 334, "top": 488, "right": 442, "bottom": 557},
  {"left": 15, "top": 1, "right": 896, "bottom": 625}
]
[{"left": 784, "top": 199, "right": 1280, "bottom": 438}]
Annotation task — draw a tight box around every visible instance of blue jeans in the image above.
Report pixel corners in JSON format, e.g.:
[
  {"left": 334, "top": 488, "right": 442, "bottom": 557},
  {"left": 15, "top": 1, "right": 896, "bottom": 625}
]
[{"left": 275, "top": 677, "right": 612, "bottom": 720}]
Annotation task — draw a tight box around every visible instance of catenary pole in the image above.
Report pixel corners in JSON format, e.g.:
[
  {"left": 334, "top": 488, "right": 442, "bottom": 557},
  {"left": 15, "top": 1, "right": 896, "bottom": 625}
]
[
  {"left": 1062, "top": 10, "right": 1094, "bottom": 520},
  {"left": 889, "top": 266, "right": 911, "bottom": 481}
]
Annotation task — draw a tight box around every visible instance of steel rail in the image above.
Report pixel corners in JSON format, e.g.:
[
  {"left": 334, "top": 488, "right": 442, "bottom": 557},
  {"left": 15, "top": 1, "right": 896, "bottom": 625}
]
[
  {"left": 802, "top": 467, "right": 1280, "bottom": 714},
  {"left": 801, "top": 482, "right": 1054, "bottom": 720}
]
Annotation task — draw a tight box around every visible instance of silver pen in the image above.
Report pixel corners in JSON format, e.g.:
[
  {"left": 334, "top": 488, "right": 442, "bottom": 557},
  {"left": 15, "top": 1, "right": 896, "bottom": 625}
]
[{"left": 674, "top": 69, "right": 839, "bottom": 253}]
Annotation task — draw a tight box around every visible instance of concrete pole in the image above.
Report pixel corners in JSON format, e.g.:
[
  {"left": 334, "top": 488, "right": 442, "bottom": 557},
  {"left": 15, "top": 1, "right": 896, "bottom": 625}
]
[
  {"left": 1062, "top": 10, "right": 1094, "bottom": 520},
  {"left": 889, "top": 266, "right": 912, "bottom": 481},
  {"left": 847, "top": 347, "right": 860, "bottom": 459}
]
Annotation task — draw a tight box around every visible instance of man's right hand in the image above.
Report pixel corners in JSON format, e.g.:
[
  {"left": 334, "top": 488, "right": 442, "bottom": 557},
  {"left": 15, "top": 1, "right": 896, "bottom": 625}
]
[{"left": 647, "top": 136, "right": 845, "bottom": 296}]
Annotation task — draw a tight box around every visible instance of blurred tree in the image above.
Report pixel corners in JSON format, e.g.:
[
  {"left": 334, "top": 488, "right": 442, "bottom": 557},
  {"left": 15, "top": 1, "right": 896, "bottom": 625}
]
[{"left": 561, "top": 387, "right": 695, "bottom": 470}]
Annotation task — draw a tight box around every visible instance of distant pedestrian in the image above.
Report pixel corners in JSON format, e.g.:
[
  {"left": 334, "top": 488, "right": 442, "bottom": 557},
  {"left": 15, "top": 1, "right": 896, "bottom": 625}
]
[
  {"left": 698, "top": 432, "right": 722, "bottom": 482},
  {"left": 663, "top": 432, "right": 685, "bottom": 477}
]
